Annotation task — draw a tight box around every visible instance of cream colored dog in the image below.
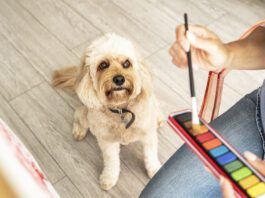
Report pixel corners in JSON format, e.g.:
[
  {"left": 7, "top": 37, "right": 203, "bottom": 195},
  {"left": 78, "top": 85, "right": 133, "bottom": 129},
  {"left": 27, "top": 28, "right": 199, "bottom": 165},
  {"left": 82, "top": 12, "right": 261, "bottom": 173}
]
[{"left": 52, "top": 33, "right": 162, "bottom": 190}]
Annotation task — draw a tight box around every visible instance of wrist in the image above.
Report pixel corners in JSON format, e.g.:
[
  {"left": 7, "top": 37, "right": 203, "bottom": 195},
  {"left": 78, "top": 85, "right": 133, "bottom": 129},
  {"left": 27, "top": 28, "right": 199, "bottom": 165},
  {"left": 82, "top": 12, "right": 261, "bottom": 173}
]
[{"left": 223, "top": 42, "right": 235, "bottom": 69}]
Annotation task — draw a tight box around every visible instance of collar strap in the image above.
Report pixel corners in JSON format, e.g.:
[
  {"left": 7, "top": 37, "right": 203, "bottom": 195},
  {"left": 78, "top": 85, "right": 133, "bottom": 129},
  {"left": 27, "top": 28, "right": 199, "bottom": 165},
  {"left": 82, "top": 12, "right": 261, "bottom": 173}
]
[{"left": 109, "top": 108, "right": 135, "bottom": 129}]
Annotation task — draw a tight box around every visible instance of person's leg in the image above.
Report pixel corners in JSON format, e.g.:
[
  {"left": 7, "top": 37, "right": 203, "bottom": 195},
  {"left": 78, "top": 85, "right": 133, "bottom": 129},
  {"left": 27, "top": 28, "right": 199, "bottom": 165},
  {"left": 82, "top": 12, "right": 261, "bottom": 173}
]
[{"left": 140, "top": 90, "right": 264, "bottom": 198}]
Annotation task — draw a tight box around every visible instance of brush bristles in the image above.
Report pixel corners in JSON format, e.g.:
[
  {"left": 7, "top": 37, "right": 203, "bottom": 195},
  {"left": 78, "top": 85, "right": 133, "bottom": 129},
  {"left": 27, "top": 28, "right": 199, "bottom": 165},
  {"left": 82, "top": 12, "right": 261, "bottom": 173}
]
[{"left": 191, "top": 124, "right": 208, "bottom": 135}]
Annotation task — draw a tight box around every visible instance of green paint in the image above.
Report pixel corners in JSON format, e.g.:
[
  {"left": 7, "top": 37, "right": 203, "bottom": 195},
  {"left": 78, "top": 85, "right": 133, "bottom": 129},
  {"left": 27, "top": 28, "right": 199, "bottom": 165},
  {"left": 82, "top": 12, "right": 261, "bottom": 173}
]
[
  {"left": 231, "top": 167, "right": 252, "bottom": 181},
  {"left": 224, "top": 160, "right": 243, "bottom": 173}
]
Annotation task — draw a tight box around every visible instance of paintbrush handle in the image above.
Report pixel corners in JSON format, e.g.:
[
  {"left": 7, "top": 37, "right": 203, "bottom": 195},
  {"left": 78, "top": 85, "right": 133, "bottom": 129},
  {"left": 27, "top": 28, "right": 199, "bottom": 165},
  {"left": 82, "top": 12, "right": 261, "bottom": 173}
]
[
  {"left": 184, "top": 13, "right": 200, "bottom": 125},
  {"left": 187, "top": 51, "right": 196, "bottom": 97}
]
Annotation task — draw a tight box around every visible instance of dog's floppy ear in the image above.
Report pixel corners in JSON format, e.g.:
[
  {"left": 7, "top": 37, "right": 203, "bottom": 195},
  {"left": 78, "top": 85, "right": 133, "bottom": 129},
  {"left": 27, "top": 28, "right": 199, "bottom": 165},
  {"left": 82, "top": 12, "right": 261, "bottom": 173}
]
[
  {"left": 75, "top": 54, "right": 102, "bottom": 109},
  {"left": 138, "top": 60, "right": 152, "bottom": 99}
]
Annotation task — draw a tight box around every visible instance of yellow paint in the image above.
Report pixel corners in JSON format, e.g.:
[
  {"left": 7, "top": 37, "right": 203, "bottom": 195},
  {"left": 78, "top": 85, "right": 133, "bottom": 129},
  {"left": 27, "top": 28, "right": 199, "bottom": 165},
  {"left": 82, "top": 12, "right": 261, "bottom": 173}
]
[{"left": 247, "top": 182, "right": 265, "bottom": 197}]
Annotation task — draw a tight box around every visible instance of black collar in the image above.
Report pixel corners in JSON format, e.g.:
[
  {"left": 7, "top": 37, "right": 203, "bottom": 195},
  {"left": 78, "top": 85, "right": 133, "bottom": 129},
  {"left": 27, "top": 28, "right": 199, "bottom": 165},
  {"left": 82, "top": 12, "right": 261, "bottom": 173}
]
[{"left": 109, "top": 108, "right": 135, "bottom": 129}]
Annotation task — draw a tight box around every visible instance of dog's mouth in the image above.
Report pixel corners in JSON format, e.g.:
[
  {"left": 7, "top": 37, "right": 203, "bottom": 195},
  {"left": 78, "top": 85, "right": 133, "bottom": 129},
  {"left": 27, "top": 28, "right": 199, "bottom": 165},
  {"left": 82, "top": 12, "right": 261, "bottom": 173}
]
[{"left": 106, "top": 86, "right": 131, "bottom": 96}]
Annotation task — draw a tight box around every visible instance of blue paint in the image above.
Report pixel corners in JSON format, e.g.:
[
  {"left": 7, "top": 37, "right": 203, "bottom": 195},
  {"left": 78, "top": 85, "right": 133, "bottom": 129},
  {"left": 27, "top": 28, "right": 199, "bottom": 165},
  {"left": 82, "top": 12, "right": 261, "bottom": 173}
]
[
  {"left": 209, "top": 145, "right": 229, "bottom": 157},
  {"left": 216, "top": 152, "right": 237, "bottom": 165}
]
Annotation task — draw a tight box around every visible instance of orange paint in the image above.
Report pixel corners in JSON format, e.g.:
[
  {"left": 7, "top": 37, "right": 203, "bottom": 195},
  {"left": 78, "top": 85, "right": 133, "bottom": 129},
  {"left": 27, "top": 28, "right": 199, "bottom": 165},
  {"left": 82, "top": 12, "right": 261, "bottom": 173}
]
[
  {"left": 190, "top": 124, "right": 208, "bottom": 135},
  {"left": 239, "top": 175, "right": 260, "bottom": 189},
  {"left": 202, "top": 138, "right": 222, "bottom": 150}
]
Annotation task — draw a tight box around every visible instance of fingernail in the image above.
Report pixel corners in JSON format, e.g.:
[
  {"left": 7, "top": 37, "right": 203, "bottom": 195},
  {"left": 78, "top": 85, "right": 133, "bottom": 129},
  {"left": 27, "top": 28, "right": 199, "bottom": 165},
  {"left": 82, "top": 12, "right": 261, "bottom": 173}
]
[
  {"left": 244, "top": 151, "right": 257, "bottom": 161},
  {"left": 187, "top": 31, "right": 196, "bottom": 44}
]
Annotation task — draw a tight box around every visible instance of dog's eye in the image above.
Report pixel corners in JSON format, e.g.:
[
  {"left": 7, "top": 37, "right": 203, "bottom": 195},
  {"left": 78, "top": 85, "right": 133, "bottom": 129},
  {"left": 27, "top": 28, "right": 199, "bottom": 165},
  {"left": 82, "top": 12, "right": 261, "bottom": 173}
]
[
  {"left": 98, "top": 61, "right": 109, "bottom": 70},
  {"left": 122, "top": 60, "right": 131, "bottom": 68}
]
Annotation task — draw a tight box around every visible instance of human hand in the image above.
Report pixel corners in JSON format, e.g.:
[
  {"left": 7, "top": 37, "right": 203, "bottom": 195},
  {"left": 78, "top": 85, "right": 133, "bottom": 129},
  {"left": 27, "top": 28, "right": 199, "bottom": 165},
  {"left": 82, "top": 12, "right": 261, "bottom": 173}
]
[
  {"left": 220, "top": 151, "right": 265, "bottom": 198},
  {"left": 169, "top": 25, "right": 230, "bottom": 71}
]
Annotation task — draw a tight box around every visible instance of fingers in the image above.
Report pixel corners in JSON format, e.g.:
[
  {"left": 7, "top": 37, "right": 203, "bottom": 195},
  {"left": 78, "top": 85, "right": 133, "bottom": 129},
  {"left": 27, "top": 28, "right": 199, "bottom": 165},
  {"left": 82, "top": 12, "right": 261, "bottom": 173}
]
[
  {"left": 169, "top": 42, "right": 187, "bottom": 68},
  {"left": 187, "top": 31, "right": 219, "bottom": 53},
  {"left": 189, "top": 25, "right": 218, "bottom": 39},
  {"left": 176, "top": 25, "right": 189, "bottom": 52},
  {"left": 220, "top": 176, "right": 236, "bottom": 198},
  {"left": 244, "top": 151, "right": 265, "bottom": 176},
  {"left": 176, "top": 24, "right": 221, "bottom": 54},
  {"left": 169, "top": 41, "right": 202, "bottom": 70},
  {"left": 172, "top": 24, "right": 224, "bottom": 70},
  {"left": 193, "top": 49, "right": 217, "bottom": 71},
  {"left": 175, "top": 25, "right": 218, "bottom": 51}
]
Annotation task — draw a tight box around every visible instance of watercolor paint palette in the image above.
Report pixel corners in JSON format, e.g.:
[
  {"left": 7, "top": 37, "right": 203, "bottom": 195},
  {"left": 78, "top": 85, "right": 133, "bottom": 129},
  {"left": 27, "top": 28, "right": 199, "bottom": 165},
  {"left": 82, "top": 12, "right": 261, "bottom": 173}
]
[{"left": 168, "top": 110, "right": 265, "bottom": 198}]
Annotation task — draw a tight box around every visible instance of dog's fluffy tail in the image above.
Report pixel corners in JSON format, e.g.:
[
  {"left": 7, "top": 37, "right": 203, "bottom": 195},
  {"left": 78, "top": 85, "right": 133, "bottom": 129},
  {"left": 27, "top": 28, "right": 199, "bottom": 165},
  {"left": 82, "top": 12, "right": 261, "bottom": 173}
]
[{"left": 52, "top": 66, "right": 79, "bottom": 91}]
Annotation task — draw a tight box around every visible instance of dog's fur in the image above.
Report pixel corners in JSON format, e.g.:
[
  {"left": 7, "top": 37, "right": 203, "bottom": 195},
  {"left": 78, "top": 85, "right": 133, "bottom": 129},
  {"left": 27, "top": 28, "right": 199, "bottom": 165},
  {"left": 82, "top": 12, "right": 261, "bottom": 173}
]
[{"left": 52, "top": 33, "right": 162, "bottom": 190}]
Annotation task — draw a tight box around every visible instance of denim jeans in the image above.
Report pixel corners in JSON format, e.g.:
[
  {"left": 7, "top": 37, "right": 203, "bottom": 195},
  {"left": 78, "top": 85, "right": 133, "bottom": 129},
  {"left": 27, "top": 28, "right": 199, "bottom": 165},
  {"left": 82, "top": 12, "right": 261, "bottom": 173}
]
[{"left": 140, "top": 89, "right": 265, "bottom": 198}]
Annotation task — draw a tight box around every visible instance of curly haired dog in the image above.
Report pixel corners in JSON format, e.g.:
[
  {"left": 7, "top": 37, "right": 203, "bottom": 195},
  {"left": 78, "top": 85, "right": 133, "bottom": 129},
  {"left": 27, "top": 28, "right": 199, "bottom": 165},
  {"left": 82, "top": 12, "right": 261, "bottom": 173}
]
[{"left": 52, "top": 33, "right": 162, "bottom": 190}]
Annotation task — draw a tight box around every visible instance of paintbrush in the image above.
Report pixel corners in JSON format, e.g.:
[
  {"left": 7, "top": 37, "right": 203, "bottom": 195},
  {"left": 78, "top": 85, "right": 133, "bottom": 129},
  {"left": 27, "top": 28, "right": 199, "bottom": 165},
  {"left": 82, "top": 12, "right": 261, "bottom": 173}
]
[{"left": 184, "top": 13, "right": 201, "bottom": 128}]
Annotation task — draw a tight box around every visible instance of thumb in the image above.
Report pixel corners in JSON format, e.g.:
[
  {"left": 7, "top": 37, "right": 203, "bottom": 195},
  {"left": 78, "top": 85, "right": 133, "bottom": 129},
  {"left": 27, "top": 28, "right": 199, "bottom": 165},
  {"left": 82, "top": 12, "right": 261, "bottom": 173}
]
[
  {"left": 220, "top": 176, "right": 236, "bottom": 198},
  {"left": 244, "top": 151, "right": 265, "bottom": 176},
  {"left": 187, "top": 31, "right": 216, "bottom": 52}
]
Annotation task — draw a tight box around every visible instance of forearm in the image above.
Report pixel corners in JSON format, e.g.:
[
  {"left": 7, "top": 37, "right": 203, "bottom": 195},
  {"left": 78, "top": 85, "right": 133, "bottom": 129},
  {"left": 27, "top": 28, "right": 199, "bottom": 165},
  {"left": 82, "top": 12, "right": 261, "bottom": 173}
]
[{"left": 225, "top": 27, "right": 265, "bottom": 70}]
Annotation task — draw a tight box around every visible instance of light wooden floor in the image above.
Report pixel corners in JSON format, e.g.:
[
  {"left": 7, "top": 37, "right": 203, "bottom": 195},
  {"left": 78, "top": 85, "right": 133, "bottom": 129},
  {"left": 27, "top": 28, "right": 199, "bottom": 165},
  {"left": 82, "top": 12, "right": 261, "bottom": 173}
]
[{"left": 0, "top": 0, "right": 264, "bottom": 197}]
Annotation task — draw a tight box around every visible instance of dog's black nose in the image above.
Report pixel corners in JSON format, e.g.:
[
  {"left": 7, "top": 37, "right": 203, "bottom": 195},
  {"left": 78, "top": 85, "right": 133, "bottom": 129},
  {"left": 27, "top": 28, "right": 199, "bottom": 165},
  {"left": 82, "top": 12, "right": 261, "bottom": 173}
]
[{"left": 113, "top": 75, "right": 125, "bottom": 86}]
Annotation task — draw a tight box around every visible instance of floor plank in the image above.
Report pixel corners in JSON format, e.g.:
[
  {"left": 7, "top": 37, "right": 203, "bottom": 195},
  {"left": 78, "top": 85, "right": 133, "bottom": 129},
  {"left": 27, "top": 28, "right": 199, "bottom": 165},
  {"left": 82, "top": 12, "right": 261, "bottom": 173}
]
[
  {"left": 111, "top": 0, "right": 177, "bottom": 43},
  {"left": 155, "top": 0, "right": 226, "bottom": 25},
  {"left": 0, "top": 0, "right": 79, "bottom": 82},
  {"left": 224, "top": 71, "right": 264, "bottom": 96},
  {"left": 17, "top": 0, "right": 101, "bottom": 49},
  {"left": 62, "top": 0, "right": 167, "bottom": 57},
  {"left": 211, "top": 0, "right": 265, "bottom": 26},
  {"left": 54, "top": 177, "right": 83, "bottom": 198},
  {"left": 0, "top": 94, "right": 64, "bottom": 183},
  {"left": 207, "top": 13, "right": 252, "bottom": 43},
  {"left": 0, "top": 33, "right": 43, "bottom": 101}
]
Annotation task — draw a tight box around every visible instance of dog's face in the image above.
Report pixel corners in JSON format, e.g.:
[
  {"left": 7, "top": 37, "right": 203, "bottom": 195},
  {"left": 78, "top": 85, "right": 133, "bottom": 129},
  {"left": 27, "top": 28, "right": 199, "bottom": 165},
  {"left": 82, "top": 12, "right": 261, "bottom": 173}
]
[
  {"left": 95, "top": 54, "right": 140, "bottom": 106},
  {"left": 76, "top": 34, "right": 150, "bottom": 109}
]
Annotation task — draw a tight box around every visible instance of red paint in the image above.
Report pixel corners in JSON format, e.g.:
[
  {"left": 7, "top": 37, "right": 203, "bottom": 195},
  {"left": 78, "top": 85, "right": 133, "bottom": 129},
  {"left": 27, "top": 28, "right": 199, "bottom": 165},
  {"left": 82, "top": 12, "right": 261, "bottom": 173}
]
[{"left": 196, "top": 132, "right": 214, "bottom": 143}]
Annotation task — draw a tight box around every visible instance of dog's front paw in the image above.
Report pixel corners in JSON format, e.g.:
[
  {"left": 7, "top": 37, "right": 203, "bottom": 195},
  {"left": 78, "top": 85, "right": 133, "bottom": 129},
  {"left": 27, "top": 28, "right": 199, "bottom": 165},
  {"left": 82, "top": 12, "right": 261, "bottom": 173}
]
[
  {"left": 72, "top": 122, "right": 88, "bottom": 141},
  {"left": 99, "top": 173, "right": 118, "bottom": 190},
  {"left": 146, "top": 161, "right": 162, "bottom": 178}
]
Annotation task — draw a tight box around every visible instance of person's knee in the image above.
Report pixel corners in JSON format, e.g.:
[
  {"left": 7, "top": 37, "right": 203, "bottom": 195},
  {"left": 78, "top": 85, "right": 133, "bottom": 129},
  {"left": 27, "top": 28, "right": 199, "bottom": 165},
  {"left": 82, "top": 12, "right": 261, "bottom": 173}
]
[{"left": 210, "top": 90, "right": 263, "bottom": 157}]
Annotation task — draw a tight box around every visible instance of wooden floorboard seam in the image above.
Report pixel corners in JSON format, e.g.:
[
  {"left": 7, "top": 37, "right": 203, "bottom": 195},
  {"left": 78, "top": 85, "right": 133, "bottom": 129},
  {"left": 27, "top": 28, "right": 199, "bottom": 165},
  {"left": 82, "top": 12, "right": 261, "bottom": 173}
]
[
  {"left": 8, "top": 93, "right": 87, "bottom": 197},
  {"left": 7, "top": 95, "right": 67, "bottom": 180},
  {"left": 15, "top": 0, "right": 77, "bottom": 52}
]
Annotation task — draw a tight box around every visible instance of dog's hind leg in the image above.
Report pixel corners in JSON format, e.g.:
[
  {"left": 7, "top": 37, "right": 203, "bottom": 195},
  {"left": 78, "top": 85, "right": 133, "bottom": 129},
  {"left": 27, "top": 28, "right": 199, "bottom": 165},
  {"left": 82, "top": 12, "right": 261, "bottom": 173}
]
[{"left": 73, "top": 106, "right": 89, "bottom": 141}]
